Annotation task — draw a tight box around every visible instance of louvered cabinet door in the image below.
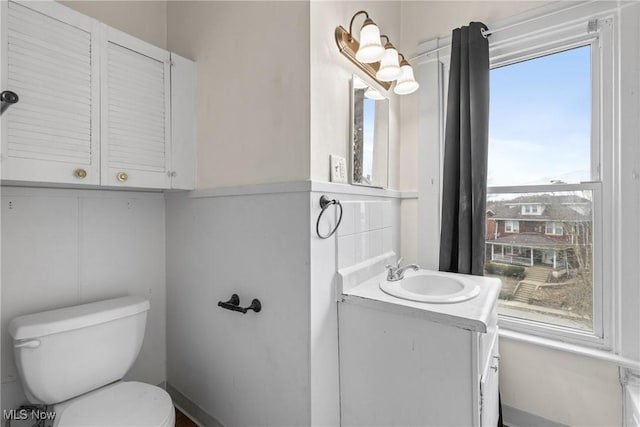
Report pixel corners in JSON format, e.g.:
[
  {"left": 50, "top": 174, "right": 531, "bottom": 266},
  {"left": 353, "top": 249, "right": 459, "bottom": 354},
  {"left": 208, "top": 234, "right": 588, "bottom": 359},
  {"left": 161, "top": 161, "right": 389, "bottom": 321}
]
[
  {"left": 102, "top": 26, "right": 170, "bottom": 189},
  {"left": 0, "top": 1, "right": 100, "bottom": 185}
]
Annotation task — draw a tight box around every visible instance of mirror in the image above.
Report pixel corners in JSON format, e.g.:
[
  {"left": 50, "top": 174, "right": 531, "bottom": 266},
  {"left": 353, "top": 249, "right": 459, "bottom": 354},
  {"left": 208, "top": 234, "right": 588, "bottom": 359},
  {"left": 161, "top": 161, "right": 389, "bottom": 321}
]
[{"left": 351, "top": 75, "right": 389, "bottom": 188}]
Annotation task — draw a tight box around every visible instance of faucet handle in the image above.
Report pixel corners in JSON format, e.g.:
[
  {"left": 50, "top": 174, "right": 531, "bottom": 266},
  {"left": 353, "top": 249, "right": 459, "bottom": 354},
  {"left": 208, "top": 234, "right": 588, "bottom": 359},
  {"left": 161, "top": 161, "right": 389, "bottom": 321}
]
[
  {"left": 396, "top": 257, "right": 403, "bottom": 268},
  {"left": 385, "top": 264, "right": 397, "bottom": 281}
]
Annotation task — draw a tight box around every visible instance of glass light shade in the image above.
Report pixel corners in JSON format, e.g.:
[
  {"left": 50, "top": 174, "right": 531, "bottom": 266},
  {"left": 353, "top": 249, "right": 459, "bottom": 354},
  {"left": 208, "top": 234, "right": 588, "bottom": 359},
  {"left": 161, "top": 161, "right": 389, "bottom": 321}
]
[
  {"left": 394, "top": 64, "right": 420, "bottom": 95},
  {"left": 364, "top": 87, "right": 385, "bottom": 100},
  {"left": 353, "top": 76, "right": 369, "bottom": 89},
  {"left": 376, "top": 45, "right": 402, "bottom": 82},
  {"left": 355, "top": 20, "right": 385, "bottom": 63}
]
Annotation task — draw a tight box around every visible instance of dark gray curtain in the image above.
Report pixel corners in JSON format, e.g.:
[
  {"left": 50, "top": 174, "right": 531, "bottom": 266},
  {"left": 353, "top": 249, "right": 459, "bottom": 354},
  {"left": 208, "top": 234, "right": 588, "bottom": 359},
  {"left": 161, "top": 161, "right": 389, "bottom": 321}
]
[{"left": 439, "top": 22, "right": 490, "bottom": 276}]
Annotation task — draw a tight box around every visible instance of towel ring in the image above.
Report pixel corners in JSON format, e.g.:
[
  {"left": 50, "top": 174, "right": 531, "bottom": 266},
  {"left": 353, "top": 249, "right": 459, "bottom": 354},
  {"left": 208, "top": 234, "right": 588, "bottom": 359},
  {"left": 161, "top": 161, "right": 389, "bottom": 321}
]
[{"left": 316, "top": 195, "right": 343, "bottom": 239}]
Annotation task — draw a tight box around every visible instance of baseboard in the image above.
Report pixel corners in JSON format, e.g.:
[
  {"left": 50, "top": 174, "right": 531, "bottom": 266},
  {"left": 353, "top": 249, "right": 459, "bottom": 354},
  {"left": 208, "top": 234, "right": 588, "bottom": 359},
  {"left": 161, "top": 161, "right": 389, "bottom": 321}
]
[
  {"left": 166, "top": 383, "right": 225, "bottom": 427},
  {"left": 503, "top": 405, "right": 568, "bottom": 427}
]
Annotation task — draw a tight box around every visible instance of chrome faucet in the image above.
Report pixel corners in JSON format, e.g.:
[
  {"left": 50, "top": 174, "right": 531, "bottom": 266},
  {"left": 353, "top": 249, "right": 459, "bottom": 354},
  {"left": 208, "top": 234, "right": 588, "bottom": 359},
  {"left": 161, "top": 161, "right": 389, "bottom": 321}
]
[{"left": 385, "top": 258, "right": 420, "bottom": 281}]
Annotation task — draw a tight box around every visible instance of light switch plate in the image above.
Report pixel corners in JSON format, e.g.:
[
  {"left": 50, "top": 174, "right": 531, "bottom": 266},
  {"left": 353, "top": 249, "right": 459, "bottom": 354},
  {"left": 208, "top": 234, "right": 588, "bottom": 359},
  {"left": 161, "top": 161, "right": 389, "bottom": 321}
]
[{"left": 330, "top": 155, "right": 347, "bottom": 183}]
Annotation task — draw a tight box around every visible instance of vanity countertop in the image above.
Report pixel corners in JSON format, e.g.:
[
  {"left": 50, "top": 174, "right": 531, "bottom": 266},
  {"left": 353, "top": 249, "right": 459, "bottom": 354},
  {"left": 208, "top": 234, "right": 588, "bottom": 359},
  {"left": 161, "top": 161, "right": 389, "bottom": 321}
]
[{"left": 340, "top": 269, "right": 501, "bottom": 333}]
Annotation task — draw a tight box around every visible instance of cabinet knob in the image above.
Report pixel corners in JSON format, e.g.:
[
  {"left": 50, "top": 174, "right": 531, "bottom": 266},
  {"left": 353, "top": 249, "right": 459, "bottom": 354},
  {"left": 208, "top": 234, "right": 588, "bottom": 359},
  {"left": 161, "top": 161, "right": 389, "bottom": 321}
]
[
  {"left": 117, "top": 172, "right": 128, "bottom": 182},
  {"left": 74, "top": 168, "right": 87, "bottom": 179}
]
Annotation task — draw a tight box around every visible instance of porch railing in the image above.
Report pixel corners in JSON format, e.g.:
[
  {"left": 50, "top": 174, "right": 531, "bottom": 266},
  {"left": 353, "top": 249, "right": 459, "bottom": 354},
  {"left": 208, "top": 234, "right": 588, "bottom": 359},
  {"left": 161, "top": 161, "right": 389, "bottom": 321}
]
[{"left": 491, "top": 254, "right": 532, "bottom": 266}]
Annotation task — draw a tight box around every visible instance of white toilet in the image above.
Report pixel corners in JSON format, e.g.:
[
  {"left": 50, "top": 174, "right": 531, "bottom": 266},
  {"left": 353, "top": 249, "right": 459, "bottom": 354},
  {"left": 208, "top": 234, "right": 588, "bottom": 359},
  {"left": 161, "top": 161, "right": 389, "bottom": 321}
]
[{"left": 8, "top": 296, "right": 175, "bottom": 427}]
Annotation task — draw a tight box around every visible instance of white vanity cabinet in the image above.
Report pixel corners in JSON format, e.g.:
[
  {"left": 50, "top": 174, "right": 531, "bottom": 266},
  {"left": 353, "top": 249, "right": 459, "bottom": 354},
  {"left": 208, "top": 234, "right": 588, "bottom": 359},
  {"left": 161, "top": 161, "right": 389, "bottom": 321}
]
[
  {"left": 0, "top": 0, "right": 196, "bottom": 190},
  {"left": 338, "top": 280, "right": 500, "bottom": 426},
  {"left": 0, "top": 1, "right": 100, "bottom": 185}
]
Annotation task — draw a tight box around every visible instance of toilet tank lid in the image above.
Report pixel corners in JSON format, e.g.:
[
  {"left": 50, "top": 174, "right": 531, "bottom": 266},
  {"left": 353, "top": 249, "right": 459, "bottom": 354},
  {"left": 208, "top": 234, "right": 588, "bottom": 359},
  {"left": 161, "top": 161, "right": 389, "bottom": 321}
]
[{"left": 9, "top": 296, "right": 150, "bottom": 341}]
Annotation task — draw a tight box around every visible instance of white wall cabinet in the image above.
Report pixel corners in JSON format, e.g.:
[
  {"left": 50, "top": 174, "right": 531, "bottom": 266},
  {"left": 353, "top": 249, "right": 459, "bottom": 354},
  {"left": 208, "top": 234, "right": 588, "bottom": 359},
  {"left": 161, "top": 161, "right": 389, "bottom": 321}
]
[
  {"left": 338, "top": 301, "right": 500, "bottom": 426},
  {"left": 0, "top": 1, "right": 196, "bottom": 190}
]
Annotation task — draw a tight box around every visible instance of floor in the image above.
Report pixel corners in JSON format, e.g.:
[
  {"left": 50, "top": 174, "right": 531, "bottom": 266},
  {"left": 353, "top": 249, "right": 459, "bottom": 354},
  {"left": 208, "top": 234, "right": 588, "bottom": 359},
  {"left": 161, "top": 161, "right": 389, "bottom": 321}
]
[{"left": 176, "top": 408, "right": 198, "bottom": 427}]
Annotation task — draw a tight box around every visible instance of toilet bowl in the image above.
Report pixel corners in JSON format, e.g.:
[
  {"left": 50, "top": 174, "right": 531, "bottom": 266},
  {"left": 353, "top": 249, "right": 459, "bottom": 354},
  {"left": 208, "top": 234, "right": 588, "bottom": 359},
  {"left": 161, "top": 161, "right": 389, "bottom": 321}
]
[
  {"left": 8, "top": 296, "right": 175, "bottom": 427},
  {"left": 53, "top": 381, "right": 174, "bottom": 427}
]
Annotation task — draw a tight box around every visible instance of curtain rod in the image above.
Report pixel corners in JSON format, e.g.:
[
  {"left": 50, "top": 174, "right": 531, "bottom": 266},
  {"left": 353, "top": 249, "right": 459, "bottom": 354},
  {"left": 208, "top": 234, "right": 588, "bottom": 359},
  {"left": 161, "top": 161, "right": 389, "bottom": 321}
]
[
  {"left": 409, "top": 0, "right": 630, "bottom": 62},
  {"left": 481, "top": 0, "right": 599, "bottom": 39}
]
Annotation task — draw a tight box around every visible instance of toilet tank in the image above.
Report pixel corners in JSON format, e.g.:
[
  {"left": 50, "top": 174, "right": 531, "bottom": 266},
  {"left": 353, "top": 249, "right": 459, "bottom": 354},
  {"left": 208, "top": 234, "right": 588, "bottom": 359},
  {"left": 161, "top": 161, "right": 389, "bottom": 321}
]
[{"left": 8, "top": 296, "right": 150, "bottom": 405}]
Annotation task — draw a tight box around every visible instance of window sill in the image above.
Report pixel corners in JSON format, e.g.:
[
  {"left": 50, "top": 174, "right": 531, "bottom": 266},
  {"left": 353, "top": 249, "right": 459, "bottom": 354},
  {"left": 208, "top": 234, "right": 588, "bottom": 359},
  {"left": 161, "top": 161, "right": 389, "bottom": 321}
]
[{"left": 499, "top": 328, "right": 640, "bottom": 369}]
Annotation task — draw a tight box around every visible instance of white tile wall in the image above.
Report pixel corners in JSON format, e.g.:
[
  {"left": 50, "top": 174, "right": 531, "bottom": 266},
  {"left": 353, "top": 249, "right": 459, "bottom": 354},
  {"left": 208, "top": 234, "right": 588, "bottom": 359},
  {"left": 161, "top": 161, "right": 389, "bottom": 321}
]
[{"left": 337, "top": 200, "right": 398, "bottom": 269}]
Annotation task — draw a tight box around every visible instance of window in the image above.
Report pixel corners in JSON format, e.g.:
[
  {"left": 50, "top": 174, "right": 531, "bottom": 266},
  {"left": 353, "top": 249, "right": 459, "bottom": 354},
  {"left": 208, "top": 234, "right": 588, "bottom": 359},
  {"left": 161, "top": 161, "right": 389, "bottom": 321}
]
[
  {"left": 545, "top": 222, "right": 564, "bottom": 236},
  {"left": 483, "top": 17, "right": 613, "bottom": 348},
  {"left": 488, "top": 46, "right": 593, "bottom": 188},
  {"left": 504, "top": 220, "right": 519, "bottom": 233},
  {"left": 522, "top": 204, "right": 541, "bottom": 215}
]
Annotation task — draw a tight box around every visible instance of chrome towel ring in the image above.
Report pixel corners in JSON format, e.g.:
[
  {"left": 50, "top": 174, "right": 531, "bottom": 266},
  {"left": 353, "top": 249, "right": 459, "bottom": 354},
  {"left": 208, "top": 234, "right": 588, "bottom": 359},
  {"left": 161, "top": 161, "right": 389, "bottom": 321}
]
[{"left": 316, "top": 195, "right": 343, "bottom": 239}]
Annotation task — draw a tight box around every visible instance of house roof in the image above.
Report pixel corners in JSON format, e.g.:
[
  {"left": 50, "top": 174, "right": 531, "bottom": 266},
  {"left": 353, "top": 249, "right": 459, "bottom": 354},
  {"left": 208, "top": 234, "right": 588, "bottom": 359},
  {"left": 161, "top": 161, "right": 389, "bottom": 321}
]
[
  {"left": 487, "top": 232, "right": 575, "bottom": 249},
  {"left": 487, "top": 194, "right": 591, "bottom": 222}
]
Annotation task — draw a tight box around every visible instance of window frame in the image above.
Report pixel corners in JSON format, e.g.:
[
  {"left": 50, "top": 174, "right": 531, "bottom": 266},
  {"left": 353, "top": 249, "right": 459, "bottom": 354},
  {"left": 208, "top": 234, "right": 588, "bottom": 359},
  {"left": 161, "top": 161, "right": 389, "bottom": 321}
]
[
  {"left": 504, "top": 220, "right": 519, "bottom": 233},
  {"left": 522, "top": 204, "right": 540, "bottom": 215},
  {"left": 545, "top": 221, "right": 564, "bottom": 236},
  {"left": 486, "top": 18, "right": 614, "bottom": 349}
]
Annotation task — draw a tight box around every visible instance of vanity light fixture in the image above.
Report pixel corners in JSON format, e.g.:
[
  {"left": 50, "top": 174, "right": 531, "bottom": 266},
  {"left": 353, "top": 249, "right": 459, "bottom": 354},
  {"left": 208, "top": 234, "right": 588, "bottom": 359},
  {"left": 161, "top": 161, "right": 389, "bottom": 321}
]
[
  {"left": 335, "top": 11, "right": 418, "bottom": 95},
  {"left": 394, "top": 54, "right": 420, "bottom": 95}
]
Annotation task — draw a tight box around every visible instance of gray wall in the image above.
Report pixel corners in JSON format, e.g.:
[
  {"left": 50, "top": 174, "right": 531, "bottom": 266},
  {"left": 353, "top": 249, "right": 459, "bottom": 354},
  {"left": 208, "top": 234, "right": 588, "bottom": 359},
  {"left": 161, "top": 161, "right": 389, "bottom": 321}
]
[{"left": 165, "top": 189, "right": 311, "bottom": 426}]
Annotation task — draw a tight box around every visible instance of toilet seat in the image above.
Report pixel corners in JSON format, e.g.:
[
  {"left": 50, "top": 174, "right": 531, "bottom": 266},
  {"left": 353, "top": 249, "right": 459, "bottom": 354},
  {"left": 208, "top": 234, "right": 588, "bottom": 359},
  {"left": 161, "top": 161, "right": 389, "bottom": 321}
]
[{"left": 53, "top": 381, "right": 174, "bottom": 427}]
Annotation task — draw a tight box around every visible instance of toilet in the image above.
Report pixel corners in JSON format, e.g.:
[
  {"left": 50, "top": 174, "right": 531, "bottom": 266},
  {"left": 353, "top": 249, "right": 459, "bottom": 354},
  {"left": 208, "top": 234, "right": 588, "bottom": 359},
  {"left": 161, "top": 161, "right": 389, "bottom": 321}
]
[{"left": 8, "top": 296, "right": 175, "bottom": 427}]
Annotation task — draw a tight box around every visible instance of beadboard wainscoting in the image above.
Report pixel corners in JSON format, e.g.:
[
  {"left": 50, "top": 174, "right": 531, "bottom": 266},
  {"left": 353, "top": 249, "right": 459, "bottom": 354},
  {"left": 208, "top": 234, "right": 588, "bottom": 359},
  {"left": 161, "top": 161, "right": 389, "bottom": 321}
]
[{"left": 0, "top": 186, "right": 166, "bottom": 414}]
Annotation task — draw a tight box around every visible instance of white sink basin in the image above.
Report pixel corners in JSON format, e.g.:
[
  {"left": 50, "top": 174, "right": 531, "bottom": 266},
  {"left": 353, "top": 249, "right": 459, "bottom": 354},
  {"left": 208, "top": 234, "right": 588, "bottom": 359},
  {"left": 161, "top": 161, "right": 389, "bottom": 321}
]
[{"left": 379, "top": 270, "right": 480, "bottom": 303}]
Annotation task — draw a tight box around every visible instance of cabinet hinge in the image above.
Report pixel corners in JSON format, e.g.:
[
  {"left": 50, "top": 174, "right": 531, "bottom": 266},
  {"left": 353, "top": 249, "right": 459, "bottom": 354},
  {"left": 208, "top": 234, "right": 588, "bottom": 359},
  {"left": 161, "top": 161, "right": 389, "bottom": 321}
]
[
  {"left": 587, "top": 19, "right": 598, "bottom": 34},
  {"left": 166, "top": 59, "right": 175, "bottom": 67}
]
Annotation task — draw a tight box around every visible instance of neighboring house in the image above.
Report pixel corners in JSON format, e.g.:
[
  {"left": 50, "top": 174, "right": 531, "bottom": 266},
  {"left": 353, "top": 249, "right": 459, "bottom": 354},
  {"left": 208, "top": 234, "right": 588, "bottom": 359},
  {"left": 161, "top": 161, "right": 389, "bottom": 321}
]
[{"left": 485, "top": 194, "right": 592, "bottom": 271}]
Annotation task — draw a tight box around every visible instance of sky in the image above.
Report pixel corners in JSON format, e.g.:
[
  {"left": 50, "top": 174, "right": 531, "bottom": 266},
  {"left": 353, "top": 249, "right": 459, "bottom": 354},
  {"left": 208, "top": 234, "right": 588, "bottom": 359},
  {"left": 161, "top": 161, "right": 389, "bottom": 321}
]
[
  {"left": 362, "top": 98, "right": 375, "bottom": 178},
  {"left": 487, "top": 45, "right": 592, "bottom": 187}
]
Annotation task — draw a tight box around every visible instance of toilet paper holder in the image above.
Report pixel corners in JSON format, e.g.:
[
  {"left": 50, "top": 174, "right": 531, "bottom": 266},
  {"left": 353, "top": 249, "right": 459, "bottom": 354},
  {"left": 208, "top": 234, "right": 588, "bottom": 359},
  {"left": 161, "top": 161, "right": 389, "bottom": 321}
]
[{"left": 218, "top": 294, "right": 261, "bottom": 314}]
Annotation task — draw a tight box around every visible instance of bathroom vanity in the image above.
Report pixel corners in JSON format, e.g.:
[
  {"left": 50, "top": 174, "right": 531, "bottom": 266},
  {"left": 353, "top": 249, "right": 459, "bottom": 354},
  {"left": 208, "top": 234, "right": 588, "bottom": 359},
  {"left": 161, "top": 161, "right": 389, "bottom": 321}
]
[{"left": 338, "top": 257, "right": 501, "bottom": 426}]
